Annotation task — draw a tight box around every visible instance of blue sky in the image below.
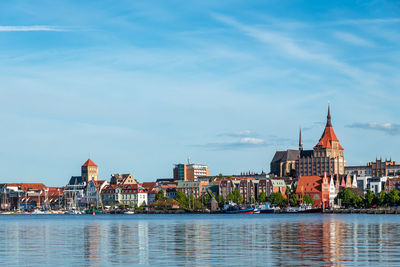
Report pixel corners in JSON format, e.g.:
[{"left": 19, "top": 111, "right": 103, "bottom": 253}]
[{"left": 0, "top": 0, "right": 399, "bottom": 186}]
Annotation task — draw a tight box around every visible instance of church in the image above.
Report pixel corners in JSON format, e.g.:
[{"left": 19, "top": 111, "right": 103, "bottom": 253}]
[{"left": 270, "top": 105, "right": 346, "bottom": 177}]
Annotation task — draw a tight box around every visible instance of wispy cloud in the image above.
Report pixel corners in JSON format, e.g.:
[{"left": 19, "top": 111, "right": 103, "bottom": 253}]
[
  {"left": 199, "top": 137, "right": 268, "bottom": 150},
  {"left": 0, "top": 26, "right": 69, "bottom": 32},
  {"left": 346, "top": 122, "right": 400, "bottom": 135},
  {"left": 212, "top": 14, "right": 368, "bottom": 82},
  {"left": 329, "top": 18, "right": 400, "bottom": 25},
  {"left": 334, "top": 31, "right": 374, "bottom": 47},
  {"left": 218, "top": 130, "right": 252, "bottom": 137}
]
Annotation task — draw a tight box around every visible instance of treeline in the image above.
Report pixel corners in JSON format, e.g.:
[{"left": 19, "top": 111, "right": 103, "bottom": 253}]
[{"left": 335, "top": 188, "right": 400, "bottom": 208}]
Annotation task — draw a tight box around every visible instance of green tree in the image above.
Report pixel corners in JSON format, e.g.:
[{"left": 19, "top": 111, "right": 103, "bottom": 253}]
[
  {"left": 156, "top": 190, "right": 166, "bottom": 200},
  {"left": 352, "top": 195, "right": 363, "bottom": 208},
  {"left": 257, "top": 192, "right": 267, "bottom": 203},
  {"left": 302, "top": 195, "right": 314, "bottom": 205},
  {"left": 387, "top": 189, "right": 400, "bottom": 207},
  {"left": 375, "top": 190, "right": 387, "bottom": 207},
  {"left": 217, "top": 195, "right": 224, "bottom": 208},
  {"left": 336, "top": 188, "right": 355, "bottom": 208},
  {"left": 233, "top": 187, "right": 243, "bottom": 204},
  {"left": 176, "top": 190, "right": 188, "bottom": 209},
  {"left": 227, "top": 192, "right": 234, "bottom": 202},
  {"left": 270, "top": 192, "right": 285, "bottom": 206},
  {"left": 364, "top": 190, "right": 375, "bottom": 208},
  {"left": 289, "top": 194, "right": 298, "bottom": 207}
]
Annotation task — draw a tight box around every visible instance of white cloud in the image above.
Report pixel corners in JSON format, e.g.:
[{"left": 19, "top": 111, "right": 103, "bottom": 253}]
[
  {"left": 239, "top": 137, "right": 264, "bottom": 144},
  {"left": 346, "top": 122, "right": 400, "bottom": 135},
  {"left": 329, "top": 18, "right": 400, "bottom": 25},
  {"left": 334, "top": 31, "right": 374, "bottom": 47},
  {"left": 0, "top": 26, "right": 68, "bottom": 32}
]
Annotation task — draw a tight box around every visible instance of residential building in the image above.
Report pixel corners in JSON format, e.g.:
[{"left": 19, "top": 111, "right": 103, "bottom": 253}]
[
  {"left": 384, "top": 177, "right": 400, "bottom": 193},
  {"left": 64, "top": 176, "right": 86, "bottom": 209},
  {"left": 346, "top": 159, "right": 400, "bottom": 177},
  {"left": 101, "top": 184, "right": 148, "bottom": 207},
  {"left": 173, "top": 162, "right": 209, "bottom": 181},
  {"left": 296, "top": 105, "right": 346, "bottom": 176},
  {"left": 357, "top": 176, "right": 388, "bottom": 194},
  {"left": 110, "top": 173, "right": 137, "bottom": 185},
  {"left": 86, "top": 180, "right": 108, "bottom": 207},
  {"left": 177, "top": 180, "right": 209, "bottom": 198},
  {"left": 142, "top": 182, "right": 158, "bottom": 204}
]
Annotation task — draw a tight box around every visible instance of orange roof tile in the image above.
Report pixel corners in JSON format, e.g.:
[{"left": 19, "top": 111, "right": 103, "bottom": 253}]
[{"left": 82, "top": 159, "right": 97, "bottom": 167}]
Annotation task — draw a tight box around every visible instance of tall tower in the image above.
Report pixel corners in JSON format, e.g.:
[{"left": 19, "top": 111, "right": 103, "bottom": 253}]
[{"left": 82, "top": 159, "right": 98, "bottom": 183}]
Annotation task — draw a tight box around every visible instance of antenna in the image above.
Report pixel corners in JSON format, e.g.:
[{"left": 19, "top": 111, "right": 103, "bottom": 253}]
[{"left": 187, "top": 157, "right": 190, "bottom": 165}]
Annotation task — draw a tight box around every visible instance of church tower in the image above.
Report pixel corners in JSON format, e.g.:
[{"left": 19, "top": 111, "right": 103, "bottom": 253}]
[
  {"left": 82, "top": 159, "right": 98, "bottom": 183},
  {"left": 296, "top": 104, "right": 346, "bottom": 176}
]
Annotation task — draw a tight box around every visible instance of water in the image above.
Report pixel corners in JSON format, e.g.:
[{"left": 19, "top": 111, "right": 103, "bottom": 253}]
[{"left": 1, "top": 214, "right": 400, "bottom": 266}]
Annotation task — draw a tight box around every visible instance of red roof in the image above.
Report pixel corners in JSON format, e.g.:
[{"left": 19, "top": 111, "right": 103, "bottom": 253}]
[
  {"left": 314, "top": 125, "right": 344, "bottom": 150},
  {"left": 82, "top": 159, "right": 97, "bottom": 167},
  {"left": 7, "top": 183, "right": 47, "bottom": 192},
  {"left": 296, "top": 176, "right": 323, "bottom": 194}
]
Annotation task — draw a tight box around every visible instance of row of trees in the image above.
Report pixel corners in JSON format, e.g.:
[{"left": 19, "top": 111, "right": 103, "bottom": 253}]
[{"left": 336, "top": 188, "right": 400, "bottom": 208}]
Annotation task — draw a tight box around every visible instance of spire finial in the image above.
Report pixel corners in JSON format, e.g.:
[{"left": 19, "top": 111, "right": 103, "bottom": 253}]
[
  {"left": 326, "top": 102, "right": 332, "bottom": 127},
  {"left": 299, "top": 126, "right": 303, "bottom": 151}
]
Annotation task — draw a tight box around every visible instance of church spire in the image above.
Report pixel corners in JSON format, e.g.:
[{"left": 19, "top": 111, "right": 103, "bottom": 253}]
[
  {"left": 327, "top": 103, "right": 332, "bottom": 127},
  {"left": 299, "top": 127, "right": 303, "bottom": 151}
]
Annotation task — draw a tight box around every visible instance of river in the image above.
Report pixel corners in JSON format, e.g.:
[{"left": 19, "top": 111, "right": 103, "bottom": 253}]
[{"left": 1, "top": 214, "right": 400, "bottom": 266}]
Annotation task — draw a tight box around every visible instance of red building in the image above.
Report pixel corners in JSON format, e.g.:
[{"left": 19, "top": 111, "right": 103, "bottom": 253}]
[{"left": 296, "top": 174, "right": 330, "bottom": 208}]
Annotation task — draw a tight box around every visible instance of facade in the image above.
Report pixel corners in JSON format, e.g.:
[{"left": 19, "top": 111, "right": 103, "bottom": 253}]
[
  {"left": 64, "top": 176, "right": 86, "bottom": 209},
  {"left": 82, "top": 159, "right": 98, "bottom": 183},
  {"left": 101, "top": 184, "right": 148, "bottom": 207},
  {"left": 268, "top": 179, "right": 287, "bottom": 197},
  {"left": 177, "top": 180, "right": 209, "bottom": 198},
  {"left": 357, "top": 176, "right": 388, "bottom": 194},
  {"left": 296, "top": 175, "right": 330, "bottom": 208},
  {"left": 346, "top": 159, "right": 400, "bottom": 177},
  {"left": 110, "top": 173, "right": 137, "bottom": 185},
  {"left": 142, "top": 182, "right": 158, "bottom": 204},
  {"left": 86, "top": 180, "right": 108, "bottom": 207},
  {"left": 270, "top": 150, "right": 300, "bottom": 177},
  {"left": 173, "top": 163, "right": 209, "bottom": 181},
  {"left": 296, "top": 106, "right": 346, "bottom": 177},
  {"left": 384, "top": 177, "right": 400, "bottom": 193}
]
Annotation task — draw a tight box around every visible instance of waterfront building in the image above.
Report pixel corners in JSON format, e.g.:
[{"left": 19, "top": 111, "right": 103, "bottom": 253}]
[
  {"left": 346, "top": 158, "right": 400, "bottom": 177},
  {"left": 173, "top": 162, "right": 209, "bottom": 181},
  {"left": 177, "top": 180, "right": 209, "bottom": 198},
  {"left": 296, "top": 105, "right": 346, "bottom": 177},
  {"left": 101, "top": 184, "right": 148, "bottom": 207},
  {"left": 142, "top": 182, "right": 158, "bottom": 204},
  {"left": 86, "top": 180, "right": 108, "bottom": 207},
  {"left": 356, "top": 176, "right": 388, "bottom": 194},
  {"left": 64, "top": 176, "right": 86, "bottom": 209},
  {"left": 296, "top": 175, "right": 330, "bottom": 208},
  {"left": 217, "top": 177, "right": 258, "bottom": 203},
  {"left": 271, "top": 150, "right": 300, "bottom": 177},
  {"left": 384, "top": 177, "right": 400, "bottom": 193},
  {"left": 110, "top": 173, "right": 137, "bottom": 185}
]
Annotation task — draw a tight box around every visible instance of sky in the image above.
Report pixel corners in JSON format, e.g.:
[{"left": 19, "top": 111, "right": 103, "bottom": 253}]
[{"left": 0, "top": 0, "right": 399, "bottom": 186}]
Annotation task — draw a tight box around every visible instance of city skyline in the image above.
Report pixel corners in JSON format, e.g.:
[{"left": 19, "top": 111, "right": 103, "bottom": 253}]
[{"left": 1, "top": 1, "right": 399, "bottom": 186}]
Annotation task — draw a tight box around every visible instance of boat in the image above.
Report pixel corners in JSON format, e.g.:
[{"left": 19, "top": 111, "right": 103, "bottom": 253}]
[
  {"left": 225, "top": 207, "right": 254, "bottom": 214},
  {"left": 124, "top": 210, "right": 135, "bottom": 215}
]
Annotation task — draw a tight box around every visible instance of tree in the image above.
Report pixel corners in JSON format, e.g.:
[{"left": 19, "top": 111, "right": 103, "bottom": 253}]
[
  {"left": 302, "top": 195, "right": 314, "bottom": 206},
  {"left": 289, "top": 194, "right": 298, "bottom": 207},
  {"left": 336, "top": 188, "right": 355, "bottom": 208},
  {"left": 387, "top": 189, "right": 400, "bottom": 207},
  {"left": 270, "top": 192, "right": 285, "bottom": 206},
  {"left": 375, "top": 190, "right": 387, "bottom": 207},
  {"left": 233, "top": 187, "right": 243, "bottom": 204},
  {"left": 227, "top": 192, "right": 234, "bottom": 202},
  {"left": 364, "top": 190, "right": 375, "bottom": 208},
  {"left": 257, "top": 192, "right": 267, "bottom": 203},
  {"left": 176, "top": 191, "right": 188, "bottom": 209},
  {"left": 352, "top": 195, "right": 363, "bottom": 208},
  {"left": 156, "top": 190, "right": 166, "bottom": 200},
  {"left": 217, "top": 195, "right": 224, "bottom": 208}
]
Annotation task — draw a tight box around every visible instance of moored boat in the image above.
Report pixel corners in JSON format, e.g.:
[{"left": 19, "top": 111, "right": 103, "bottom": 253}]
[{"left": 225, "top": 207, "right": 254, "bottom": 214}]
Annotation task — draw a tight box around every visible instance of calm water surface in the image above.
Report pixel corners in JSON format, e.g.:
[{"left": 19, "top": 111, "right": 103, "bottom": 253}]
[{"left": 1, "top": 214, "right": 400, "bottom": 266}]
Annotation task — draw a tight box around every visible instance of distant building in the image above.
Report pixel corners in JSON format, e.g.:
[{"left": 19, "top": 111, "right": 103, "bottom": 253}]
[
  {"left": 296, "top": 105, "right": 346, "bottom": 176},
  {"left": 346, "top": 159, "right": 400, "bottom": 177},
  {"left": 384, "top": 177, "right": 400, "bottom": 193},
  {"left": 86, "top": 180, "right": 108, "bottom": 207},
  {"left": 296, "top": 175, "right": 330, "bottom": 208},
  {"left": 270, "top": 150, "right": 299, "bottom": 177},
  {"left": 110, "top": 174, "right": 137, "bottom": 185},
  {"left": 357, "top": 176, "right": 388, "bottom": 194},
  {"left": 81, "top": 159, "right": 98, "bottom": 183},
  {"left": 173, "top": 162, "right": 209, "bottom": 181},
  {"left": 177, "top": 180, "right": 209, "bottom": 198},
  {"left": 101, "top": 184, "right": 148, "bottom": 207}
]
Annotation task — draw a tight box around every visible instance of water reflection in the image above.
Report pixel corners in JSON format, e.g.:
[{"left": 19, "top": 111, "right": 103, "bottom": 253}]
[{"left": 1, "top": 215, "right": 400, "bottom": 266}]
